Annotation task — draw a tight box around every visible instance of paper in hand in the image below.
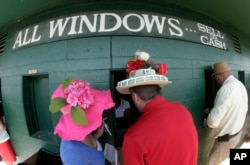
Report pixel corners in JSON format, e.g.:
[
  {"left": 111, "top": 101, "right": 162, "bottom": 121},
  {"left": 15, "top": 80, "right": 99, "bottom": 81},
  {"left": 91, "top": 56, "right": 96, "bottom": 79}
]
[{"left": 104, "top": 143, "right": 118, "bottom": 165}]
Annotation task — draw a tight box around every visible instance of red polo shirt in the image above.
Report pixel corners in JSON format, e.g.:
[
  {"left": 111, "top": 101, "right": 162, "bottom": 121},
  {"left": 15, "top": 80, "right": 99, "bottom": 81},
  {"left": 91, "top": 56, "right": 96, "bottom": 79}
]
[{"left": 122, "top": 96, "right": 198, "bottom": 165}]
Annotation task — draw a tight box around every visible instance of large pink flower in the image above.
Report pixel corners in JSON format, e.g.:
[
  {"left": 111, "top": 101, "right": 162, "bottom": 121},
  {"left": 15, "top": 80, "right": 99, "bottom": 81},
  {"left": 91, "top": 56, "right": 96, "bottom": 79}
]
[
  {"left": 66, "top": 93, "right": 78, "bottom": 106},
  {"left": 64, "top": 79, "right": 94, "bottom": 109}
]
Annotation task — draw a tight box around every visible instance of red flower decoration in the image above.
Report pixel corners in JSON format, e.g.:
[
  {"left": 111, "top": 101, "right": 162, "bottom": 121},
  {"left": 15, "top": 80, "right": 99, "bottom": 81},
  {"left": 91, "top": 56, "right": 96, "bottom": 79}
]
[
  {"left": 125, "top": 51, "right": 168, "bottom": 75},
  {"left": 126, "top": 59, "right": 146, "bottom": 73},
  {"left": 158, "top": 63, "right": 168, "bottom": 75}
]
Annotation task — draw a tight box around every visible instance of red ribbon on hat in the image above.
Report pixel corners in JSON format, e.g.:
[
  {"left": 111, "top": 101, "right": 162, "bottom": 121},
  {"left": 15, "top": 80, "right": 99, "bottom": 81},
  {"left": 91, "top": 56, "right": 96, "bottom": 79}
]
[{"left": 158, "top": 63, "right": 167, "bottom": 75}]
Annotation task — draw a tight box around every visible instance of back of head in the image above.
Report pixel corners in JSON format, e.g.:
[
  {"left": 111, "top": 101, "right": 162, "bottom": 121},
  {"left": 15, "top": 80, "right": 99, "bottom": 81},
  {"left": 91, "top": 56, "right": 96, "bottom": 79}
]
[{"left": 130, "top": 85, "right": 161, "bottom": 101}]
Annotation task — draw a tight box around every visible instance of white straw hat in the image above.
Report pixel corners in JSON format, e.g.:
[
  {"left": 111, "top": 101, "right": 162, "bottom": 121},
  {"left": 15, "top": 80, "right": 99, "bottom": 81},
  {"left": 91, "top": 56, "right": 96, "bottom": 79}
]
[{"left": 116, "top": 51, "right": 171, "bottom": 94}]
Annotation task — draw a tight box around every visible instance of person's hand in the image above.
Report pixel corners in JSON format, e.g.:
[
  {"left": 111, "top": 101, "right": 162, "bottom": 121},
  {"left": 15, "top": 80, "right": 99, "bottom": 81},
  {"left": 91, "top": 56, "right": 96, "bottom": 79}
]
[
  {"left": 0, "top": 120, "right": 6, "bottom": 130},
  {"left": 204, "top": 107, "right": 210, "bottom": 114},
  {"left": 203, "top": 118, "right": 208, "bottom": 128},
  {"left": 92, "top": 118, "right": 106, "bottom": 139},
  {"left": 245, "top": 133, "right": 250, "bottom": 142},
  {"left": 92, "top": 123, "right": 105, "bottom": 139},
  {"left": 202, "top": 107, "right": 210, "bottom": 128}
]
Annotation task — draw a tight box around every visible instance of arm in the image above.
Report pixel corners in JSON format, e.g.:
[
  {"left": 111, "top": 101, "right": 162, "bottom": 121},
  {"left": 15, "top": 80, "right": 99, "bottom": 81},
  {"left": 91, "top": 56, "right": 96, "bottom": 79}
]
[
  {"left": 92, "top": 122, "right": 105, "bottom": 139},
  {"left": 0, "top": 119, "right": 6, "bottom": 130},
  {"left": 207, "top": 88, "right": 231, "bottom": 128}
]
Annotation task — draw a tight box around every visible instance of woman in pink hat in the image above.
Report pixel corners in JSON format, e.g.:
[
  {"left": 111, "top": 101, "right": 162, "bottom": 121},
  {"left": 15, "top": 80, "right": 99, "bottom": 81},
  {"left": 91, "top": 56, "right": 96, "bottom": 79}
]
[{"left": 49, "top": 77, "right": 115, "bottom": 165}]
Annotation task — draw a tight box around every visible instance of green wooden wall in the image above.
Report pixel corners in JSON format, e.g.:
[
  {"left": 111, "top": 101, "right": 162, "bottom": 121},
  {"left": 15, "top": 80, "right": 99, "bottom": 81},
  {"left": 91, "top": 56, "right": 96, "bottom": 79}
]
[
  {"left": 1, "top": 34, "right": 250, "bottom": 164},
  {"left": 0, "top": 2, "right": 250, "bottom": 164}
]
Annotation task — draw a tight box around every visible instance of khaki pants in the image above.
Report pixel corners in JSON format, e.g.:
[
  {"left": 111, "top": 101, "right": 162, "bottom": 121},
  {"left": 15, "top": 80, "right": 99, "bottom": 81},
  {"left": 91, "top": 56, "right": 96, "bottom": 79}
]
[{"left": 207, "top": 132, "right": 241, "bottom": 165}]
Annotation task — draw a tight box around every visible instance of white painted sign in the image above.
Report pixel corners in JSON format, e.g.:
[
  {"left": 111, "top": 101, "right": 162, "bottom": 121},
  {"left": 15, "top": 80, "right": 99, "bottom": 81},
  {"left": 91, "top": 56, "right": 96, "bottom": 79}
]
[{"left": 12, "top": 11, "right": 227, "bottom": 50}]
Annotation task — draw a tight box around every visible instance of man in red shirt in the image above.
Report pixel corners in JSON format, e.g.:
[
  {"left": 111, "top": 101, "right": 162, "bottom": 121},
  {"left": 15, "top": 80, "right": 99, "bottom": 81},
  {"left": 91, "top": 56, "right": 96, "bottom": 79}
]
[{"left": 116, "top": 51, "right": 198, "bottom": 165}]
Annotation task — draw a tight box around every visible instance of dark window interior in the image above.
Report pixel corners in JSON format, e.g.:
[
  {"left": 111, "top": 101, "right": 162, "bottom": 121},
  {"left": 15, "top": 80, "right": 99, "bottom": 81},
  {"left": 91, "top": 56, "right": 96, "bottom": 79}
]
[
  {"left": 204, "top": 69, "right": 220, "bottom": 110},
  {"left": 111, "top": 70, "right": 141, "bottom": 147},
  {"left": 203, "top": 69, "right": 220, "bottom": 125},
  {"left": 238, "top": 70, "right": 245, "bottom": 84},
  {"left": 23, "top": 74, "right": 56, "bottom": 142}
]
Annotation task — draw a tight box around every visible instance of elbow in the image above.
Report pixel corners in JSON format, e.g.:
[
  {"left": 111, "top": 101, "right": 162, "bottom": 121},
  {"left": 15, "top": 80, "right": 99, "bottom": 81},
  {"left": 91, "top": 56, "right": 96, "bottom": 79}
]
[
  {"left": 207, "top": 123, "right": 218, "bottom": 128},
  {"left": 207, "top": 118, "right": 219, "bottom": 128}
]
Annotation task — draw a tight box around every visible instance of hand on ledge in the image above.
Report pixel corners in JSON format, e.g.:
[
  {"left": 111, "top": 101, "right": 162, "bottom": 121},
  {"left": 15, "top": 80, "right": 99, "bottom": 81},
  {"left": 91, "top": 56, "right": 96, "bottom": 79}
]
[{"left": 244, "top": 133, "right": 250, "bottom": 142}]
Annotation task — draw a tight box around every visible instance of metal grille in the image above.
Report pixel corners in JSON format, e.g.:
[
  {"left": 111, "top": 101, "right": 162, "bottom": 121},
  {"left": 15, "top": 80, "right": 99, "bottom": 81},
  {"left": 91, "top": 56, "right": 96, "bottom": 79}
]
[
  {"left": 231, "top": 35, "right": 242, "bottom": 53},
  {"left": 0, "top": 34, "right": 7, "bottom": 55}
]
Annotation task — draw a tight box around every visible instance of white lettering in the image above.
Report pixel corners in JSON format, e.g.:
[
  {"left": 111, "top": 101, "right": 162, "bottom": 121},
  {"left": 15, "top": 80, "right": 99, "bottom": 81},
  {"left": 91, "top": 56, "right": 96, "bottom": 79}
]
[
  {"left": 142, "top": 14, "right": 166, "bottom": 33},
  {"left": 49, "top": 17, "right": 71, "bottom": 38},
  {"left": 123, "top": 14, "right": 144, "bottom": 32},
  {"left": 198, "top": 23, "right": 224, "bottom": 39},
  {"left": 241, "top": 153, "right": 247, "bottom": 160},
  {"left": 214, "top": 30, "right": 224, "bottom": 39},
  {"left": 197, "top": 23, "right": 206, "bottom": 32},
  {"left": 22, "top": 28, "right": 31, "bottom": 46},
  {"left": 12, "top": 12, "right": 227, "bottom": 50},
  {"left": 31, "top": 25, "right": 41, "bottom": 43},
  {"left": 206, "top": 26, "right": 214, "bottom": 34},
  {"left": 200, "top": 36, "right": 226, "bottom": 49},
  {"left": 200, "top": 36, "right": 209, "bottom": 45},
  {"left": 78, "top": 14, "right": 98, "bottom": 33},
  {"left": 13, "top": 25, "right": 41, "bottom": 49},
  {"left": 234, "top": 153, "right": 241, "bottom": 160},
  {"left": 12, "top": 31, "right": 23, "bottom": 49},
  {"left": 234, "top": 153, "right": 247, "bottom": 160},
  {"left": 68, "top": 16, "right": 79, "bottom": 35},
  {"left": 99, "top": 13, "right": 122, "bottom": 32},
  {"left": 168, "top": 18, "right": 183, "bottom": 37},
  {"left": 220, "top": 42, "right": 226, "bottom": 49}
]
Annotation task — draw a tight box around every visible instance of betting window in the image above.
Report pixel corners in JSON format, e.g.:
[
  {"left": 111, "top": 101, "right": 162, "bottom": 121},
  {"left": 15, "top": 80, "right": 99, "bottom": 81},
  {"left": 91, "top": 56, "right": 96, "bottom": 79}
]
[
  {"left": 111, "top": 70, "right": 141, "bottom": 147},
  {"left": 23, "top": 74, "right": 56, "bottom": 142},
  {"left": 238, "top": 70, "right": 245, "bottom": 84}
]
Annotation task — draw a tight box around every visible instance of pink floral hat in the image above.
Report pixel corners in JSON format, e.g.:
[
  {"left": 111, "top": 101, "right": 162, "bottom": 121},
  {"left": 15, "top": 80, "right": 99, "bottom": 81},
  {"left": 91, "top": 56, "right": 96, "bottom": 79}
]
[{"left": 49, "top": 77, "right": 115, "bottom": 141}]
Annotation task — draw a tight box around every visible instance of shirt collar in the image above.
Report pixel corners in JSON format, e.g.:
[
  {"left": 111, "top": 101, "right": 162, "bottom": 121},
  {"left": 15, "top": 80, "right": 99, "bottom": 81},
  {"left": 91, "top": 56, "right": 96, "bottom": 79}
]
[
  {"left": 223, "top": 75, "right": 234, "bottom": 84},
  {"left": 143, "top": 96, "right": 165, "bottom": 113}
]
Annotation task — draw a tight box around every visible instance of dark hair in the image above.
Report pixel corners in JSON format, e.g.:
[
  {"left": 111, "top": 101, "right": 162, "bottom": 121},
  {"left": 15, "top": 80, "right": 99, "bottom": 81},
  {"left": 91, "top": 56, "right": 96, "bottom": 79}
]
[{"left": 130, "top": 85, "right": 161, "bottom": 101}]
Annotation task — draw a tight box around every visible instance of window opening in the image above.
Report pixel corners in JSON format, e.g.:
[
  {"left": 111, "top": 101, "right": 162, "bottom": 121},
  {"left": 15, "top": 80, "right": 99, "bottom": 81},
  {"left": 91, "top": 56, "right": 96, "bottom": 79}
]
[
  {"left": 23, "top": 74, "right": 56, "bottom": 142},
  {"left": 111, "top": 70, "right": 141, "bottom": 147}
]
